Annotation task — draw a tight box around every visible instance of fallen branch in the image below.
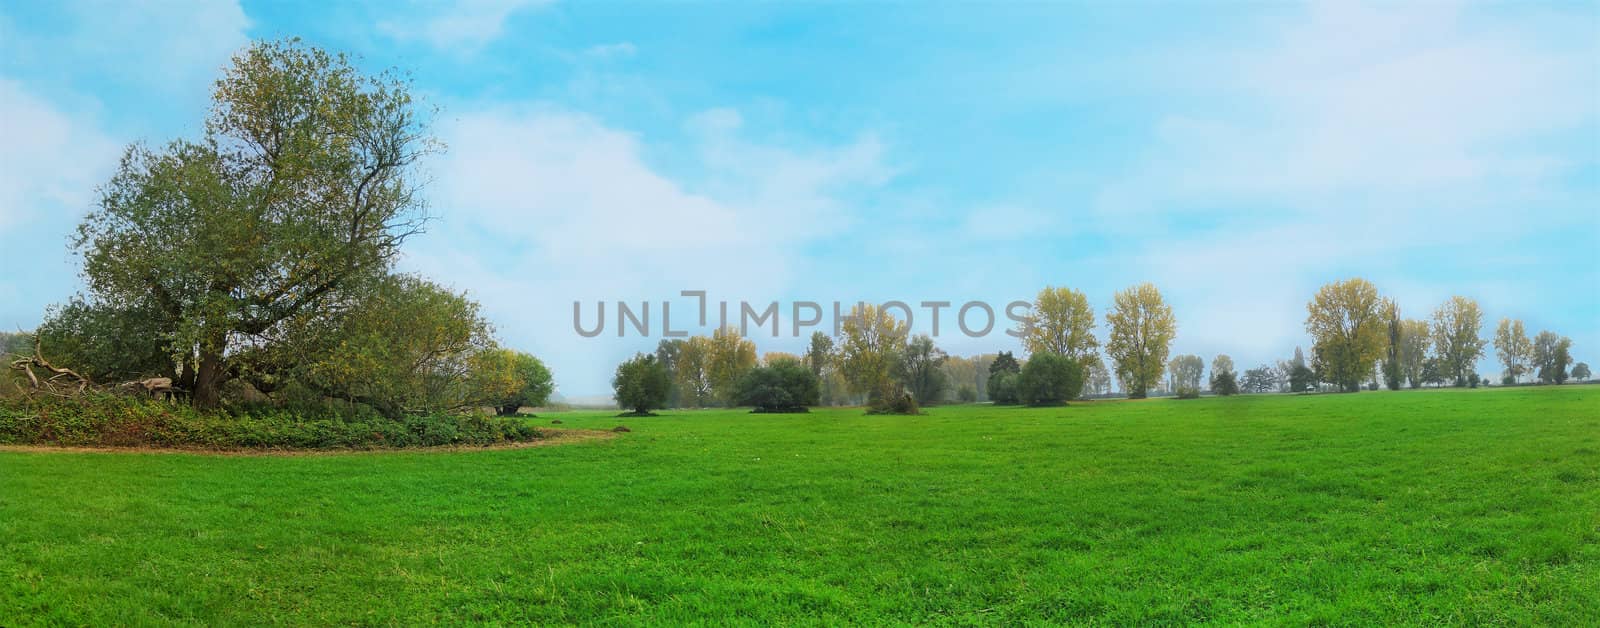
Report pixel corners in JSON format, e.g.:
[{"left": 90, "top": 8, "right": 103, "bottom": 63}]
[{"left": 8, "top": 338, "right": 92, "bottom": 396}]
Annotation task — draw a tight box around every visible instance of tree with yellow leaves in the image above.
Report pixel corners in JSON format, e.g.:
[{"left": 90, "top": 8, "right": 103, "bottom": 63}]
[
  {"left": 1304, "top": 278, "right": 1387, "bottom": 393},
  {"left": 1022, "top": 286, "right": 1098, "bottom": 361},
  {"left": 836, "top": 303, "right": 910, "bottom": 406},
  {"left": 1104, "top": 283, "right": 1175, "bottom": 399}
]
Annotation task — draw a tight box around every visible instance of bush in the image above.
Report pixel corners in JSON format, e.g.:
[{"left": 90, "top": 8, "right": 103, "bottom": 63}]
[
  {"left": 0, "top": 394, "right": 543, "bottom": 450},
  {"left": 1176, "top": 387, "right": 1200, "bottom": 399},
  {"left": 735, "top": 359, "right": 820, "bottom": 413},
  {"left": 1017, "top": 352, "right": 1084, "bottom": 406},
  {"left": 865, "top": 391, "right": 920, "bottom": 415}
]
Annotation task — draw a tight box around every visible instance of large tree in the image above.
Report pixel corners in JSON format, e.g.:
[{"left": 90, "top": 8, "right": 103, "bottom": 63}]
[
  {"left": 1396, "top": 319, "right": 1431, "bottom": 389},
  {"left": 1210, "top": 354, "right": 1238, "bottom": 396},
  {"left": 835, "top": 303, "right": 909, "bottom": 405},
  {"left": 1492, "top": 318, "right": 1532, "bottom": 384},
  {"left": 804, "top": 331, "right": 834, "bottom": 378},
  {"left": 900, "top": 334, "right": 949, "bottom": 404},
  {"left": 1022, "top": 286, "right": 1098, "bottom": 361},
  {"left": 1104, "top": 283, "right": 1175, "bottom": 399},
  {"left": 1531, "top": 331, "right": 1573, "bottom": 384},
  {"left": 72, "top": 39, "right": 438, "bottom": 408},
  {"left": 1430, "top": 296, "right": 1485, "bottom": 387},
  {"left": 1304, "top": 278, "right": 1386, "bottom": 392},
  {"left": 613, "top": 353, "right": 671, "bottom": 415},
  {"left": 668, "top": 336, "right": 715, "bottom": 408}
]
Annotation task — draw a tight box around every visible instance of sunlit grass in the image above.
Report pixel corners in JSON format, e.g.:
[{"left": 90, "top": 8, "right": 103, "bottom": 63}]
[{"left": 2, "top": 386, "right": 1596, "bottom": 624}]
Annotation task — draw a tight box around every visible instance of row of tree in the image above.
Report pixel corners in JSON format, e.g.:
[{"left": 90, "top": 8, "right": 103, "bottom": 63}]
[
  {"left": 1306, "top": 279, "right": 1583, "bottom": 392},
  {"left": 613, "top": 278, "right": 1589, "bottom": 413}
]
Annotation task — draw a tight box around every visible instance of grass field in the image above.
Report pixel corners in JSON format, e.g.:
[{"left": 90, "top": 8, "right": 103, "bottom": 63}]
[{"left": 2, "top": 386, "right": 1597, "bottom": 624}]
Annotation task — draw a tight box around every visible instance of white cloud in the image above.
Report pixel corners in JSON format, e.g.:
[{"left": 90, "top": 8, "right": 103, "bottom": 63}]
[
  {"left": 402, "top": 106, "right": 892, "bottom": 394},
  {"left": 0, "top": 78, "right": 120, "bottom": 229},
  {"left": 379, "top": 0, "right": 551, "bottom": 51}
]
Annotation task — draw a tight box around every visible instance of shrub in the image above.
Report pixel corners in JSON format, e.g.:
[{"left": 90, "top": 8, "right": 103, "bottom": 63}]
[
  {"left": 866, "top": 391, "right": 920, "bottom": 415},
  {"left": 1176, "top": 387, "right": 1200, "bottom": 399},
  {"left": 0, "top": 394, "right": 542, "bottom": 450},
  {"left": 1017, "top": 352, "right": 1084, "bottom": 406},
  {"left": 735, "top": 358, "right": 820, "bottom": 413}
]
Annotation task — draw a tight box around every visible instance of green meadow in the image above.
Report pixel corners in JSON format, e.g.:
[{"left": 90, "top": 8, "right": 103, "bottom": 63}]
[{"left": 2, "top": 386, "right": 1597, "bottom": 625}]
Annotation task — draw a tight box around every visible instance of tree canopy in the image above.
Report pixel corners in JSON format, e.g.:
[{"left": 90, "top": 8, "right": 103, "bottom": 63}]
[
  {"left": 1304, "top": 279, "right": 1386, "bottom": 392},
  {"left": 1105, "top": 283, "right": 1175, "bottom": 399},
  {"left": 1022, "top": 286, "right": 1097, "bottom": 361},
  {"left": 613, "top": 353, "right": 671, "bottom": 415},
  {"left": 1431, "top": 296, "right": 1485, "bottom": 387},
  {"left": 836, "top": 304, "right": 910, "bottom": 407}
]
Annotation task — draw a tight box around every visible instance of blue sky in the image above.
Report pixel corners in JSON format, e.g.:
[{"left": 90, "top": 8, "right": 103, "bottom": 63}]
[{"left": 2, "top": 0, "right": 1596, "bottom": 396}]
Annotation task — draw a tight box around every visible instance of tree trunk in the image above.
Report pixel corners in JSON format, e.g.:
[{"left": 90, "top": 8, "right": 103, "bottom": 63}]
[{"left": 192, "top": 343, "right": 227, "bottom": 409}]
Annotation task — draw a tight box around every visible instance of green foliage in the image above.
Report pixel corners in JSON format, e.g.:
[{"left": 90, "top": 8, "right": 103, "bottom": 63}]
[
  {"left": 804, "top": 331, "right": 833, "bottom": 377},
  {"left": 1288, "top": 364, "right": 1316, "bottom": 393},
  {"left": 735, "top": 358, "right": 820, "bottom": 413},
  {"left": 254, "top": 274, "right": 502, "bottom": 418},
  {"left": 483, "top": 350, "right": 555, "bottom": 416},
  {"left": 900, "top": 334, "right": 948, "bottom": 404},
  {"left": 707, "top": 328, "right": 758, "bottom": 406},
  {"left": 836, "top": 304, "right": 909, "bottom": 406},
  {"left": 1175, "top": 386, "right": 1201, "bottom": 399},
  {"left": 34, "top": 300, "right": 171, "bottom": 383},
  {"left": 613, "top": 353, "right": 671, "bottom": 414},
  {"left": 0, "top": 331, "right": 33, "bottom": 358},
  {"left": 1430, "top": 296, "right": 1486, "bottom": 387},
  {"left": 1211, "top": 372, "right": 1239, "bottom": 396},
  {"left": 72, "top": 38, "right": 439, "bottom": 408},
  {"left": 1022, "top": 286, "right": 1097, "bottom": 360},
  {"left": 955, "top": 385, "right": 977, "bottom": 403},
  {"left": 1105, "top": 283, "right": 1176, "bottom": 399},
  {"left": 0, "top": 394, "right": 540, "bottom": 449},
  {"left": 1532, "top": 331, "right": 1573, "bottom": 385},
  {"left": 988, "top": 351, "right": 1020, "bottom": 375},
  {"left": 987, "top": 370, "right": 1021, "bottom": 405},
  {"left": 1304, "top": 279, "right": 1387, "bottom": 393},
  {"left": 1573, "top": 362, "right": 1591, "bottom": 381},
  {"left": 1016, "top": 352, "right": 1084, "bottom": 406}
]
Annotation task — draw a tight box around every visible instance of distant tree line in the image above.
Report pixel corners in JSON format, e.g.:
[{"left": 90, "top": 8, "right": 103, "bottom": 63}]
[{"left": 613, "top": 277, "right": 1589, "bottom": 414}]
